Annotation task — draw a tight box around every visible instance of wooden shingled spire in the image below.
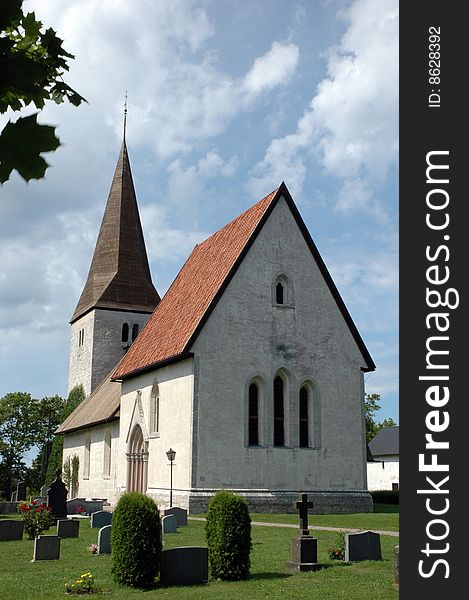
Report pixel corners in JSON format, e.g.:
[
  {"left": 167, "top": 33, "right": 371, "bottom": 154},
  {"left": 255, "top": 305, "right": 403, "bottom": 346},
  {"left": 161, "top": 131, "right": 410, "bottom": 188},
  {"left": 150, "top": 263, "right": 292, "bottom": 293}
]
[{"left": 70, "top": 141, "right": 160, "bottom": 323}]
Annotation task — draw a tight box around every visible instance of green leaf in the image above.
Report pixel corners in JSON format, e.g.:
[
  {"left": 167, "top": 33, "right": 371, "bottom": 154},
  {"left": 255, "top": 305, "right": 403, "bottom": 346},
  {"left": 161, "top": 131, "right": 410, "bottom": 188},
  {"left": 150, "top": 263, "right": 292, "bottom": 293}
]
[
  {"left": 21, "top": 12, "right": 42, "bottom": 40},
  {"left": 0, "top": 113, "right": 60, "bottom": 183}
]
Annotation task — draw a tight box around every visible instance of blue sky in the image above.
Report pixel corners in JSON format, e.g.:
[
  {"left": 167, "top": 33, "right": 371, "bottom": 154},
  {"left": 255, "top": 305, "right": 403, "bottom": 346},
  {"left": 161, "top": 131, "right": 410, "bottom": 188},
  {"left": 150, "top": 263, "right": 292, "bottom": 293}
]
[{"left": 0, "top": 0, "right": 398, "bottom": 423}]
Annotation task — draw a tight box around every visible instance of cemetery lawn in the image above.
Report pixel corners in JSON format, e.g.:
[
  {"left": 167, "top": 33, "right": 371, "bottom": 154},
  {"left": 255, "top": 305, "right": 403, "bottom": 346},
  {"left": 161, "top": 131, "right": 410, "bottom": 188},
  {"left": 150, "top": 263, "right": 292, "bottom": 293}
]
[{"left": 0, "top": 513, "right": 398, "bottom": 600}]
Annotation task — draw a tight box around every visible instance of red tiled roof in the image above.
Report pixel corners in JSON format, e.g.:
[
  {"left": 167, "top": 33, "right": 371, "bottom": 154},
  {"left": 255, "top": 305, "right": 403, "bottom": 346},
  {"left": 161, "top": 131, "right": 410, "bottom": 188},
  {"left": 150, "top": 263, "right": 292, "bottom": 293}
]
[{"left": 113, "top": 188, "right": 278, "bottom": 379}]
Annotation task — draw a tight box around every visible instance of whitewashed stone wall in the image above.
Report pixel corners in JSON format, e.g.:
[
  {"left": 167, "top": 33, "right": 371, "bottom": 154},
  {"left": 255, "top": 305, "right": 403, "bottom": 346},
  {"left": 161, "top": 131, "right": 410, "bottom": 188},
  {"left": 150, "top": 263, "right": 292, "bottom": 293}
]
[
  {"left": 62, "top": 421, "right": 120, "bottom": 503},
  {"left": 68, "top": 309, "right": 153, "bottom": 396},
  {"left": 189, "top": 195, "right": 371, "bottom": 512},
  {"left": 117, "top": 358, "right": 194, "bottom": 510},
  {"left": 367, "top": 461, "right": 400, "bottom": 491}
]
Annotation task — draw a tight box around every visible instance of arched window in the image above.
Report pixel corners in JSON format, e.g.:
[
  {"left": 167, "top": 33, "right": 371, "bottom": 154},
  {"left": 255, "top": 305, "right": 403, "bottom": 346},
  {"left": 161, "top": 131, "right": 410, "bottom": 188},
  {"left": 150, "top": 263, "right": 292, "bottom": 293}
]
[
  {"left": 276, "top": 281, "right": 285, "bottom": 304},
  {"left": 103, "top": 429, "right": 111, "bottom": 477},
  {"left": 248, "top": 383, "right": 259, "bottom": 445},
  {"left": 83, "top": 434, "right": 91, "bottom": 479},
  {"left": 122, "top": 323, "right": 129, "bottom": 343},
  {"left": 132, "top": 323, "right": 139, "bottom": 342},
  {"left": 273, "top": 376, "right": 285, "bottom": 446},
  {"left": 299, "top": 386, "right": 309, "bottom": 447},
  {"left": 150, "top": 383, "right": 159, "bottom": 435}
]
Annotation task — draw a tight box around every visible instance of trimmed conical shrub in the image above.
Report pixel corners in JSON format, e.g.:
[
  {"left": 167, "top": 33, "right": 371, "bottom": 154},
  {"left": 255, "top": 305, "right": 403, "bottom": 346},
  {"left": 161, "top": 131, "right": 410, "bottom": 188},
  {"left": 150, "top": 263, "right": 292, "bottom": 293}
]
[
  {"left": 111, "top": 492, "right": 161, "bottom": 587},
  {"left": 205, "top": 490, "right": 252, "bottom": 580}
]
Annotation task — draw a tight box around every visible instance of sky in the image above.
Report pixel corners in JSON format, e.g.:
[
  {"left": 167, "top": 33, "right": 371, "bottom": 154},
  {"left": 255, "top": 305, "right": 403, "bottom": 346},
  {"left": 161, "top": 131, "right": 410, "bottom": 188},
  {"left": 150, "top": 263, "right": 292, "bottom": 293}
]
[{"left": 0, "top": 0, "right": 398, "bottom": 424}]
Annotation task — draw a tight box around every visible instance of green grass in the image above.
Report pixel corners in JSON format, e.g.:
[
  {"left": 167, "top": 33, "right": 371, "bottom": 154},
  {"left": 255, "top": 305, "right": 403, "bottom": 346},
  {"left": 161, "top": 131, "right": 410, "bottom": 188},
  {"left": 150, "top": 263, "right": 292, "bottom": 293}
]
[
  {"left": 0, "top": 511, "right": 399, "bottom": 600},
  {"left": 249, "top": 506, "right": 399, "bottom": 532}
]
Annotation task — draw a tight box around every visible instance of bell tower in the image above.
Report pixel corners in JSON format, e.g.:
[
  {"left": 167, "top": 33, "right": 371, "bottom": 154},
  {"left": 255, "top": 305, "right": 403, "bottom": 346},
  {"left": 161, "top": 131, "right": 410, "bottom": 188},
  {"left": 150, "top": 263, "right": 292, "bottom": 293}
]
[{"left": 68, "top": 140, "right": 160, "bottom": 396}]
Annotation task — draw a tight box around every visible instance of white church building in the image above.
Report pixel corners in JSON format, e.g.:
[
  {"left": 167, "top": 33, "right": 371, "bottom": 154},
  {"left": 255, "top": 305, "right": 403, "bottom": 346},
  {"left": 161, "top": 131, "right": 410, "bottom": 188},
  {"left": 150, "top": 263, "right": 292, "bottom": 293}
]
[{"left": 57, "top": 140, "right": 376, "bottom": 513}]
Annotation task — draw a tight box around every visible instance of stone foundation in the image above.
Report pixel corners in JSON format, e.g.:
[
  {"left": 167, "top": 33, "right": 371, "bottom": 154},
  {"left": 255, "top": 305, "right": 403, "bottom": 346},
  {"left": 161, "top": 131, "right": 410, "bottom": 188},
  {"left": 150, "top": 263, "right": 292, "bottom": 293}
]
[{"left": 143, "top": 488, "right": 372, "bottom": 514}]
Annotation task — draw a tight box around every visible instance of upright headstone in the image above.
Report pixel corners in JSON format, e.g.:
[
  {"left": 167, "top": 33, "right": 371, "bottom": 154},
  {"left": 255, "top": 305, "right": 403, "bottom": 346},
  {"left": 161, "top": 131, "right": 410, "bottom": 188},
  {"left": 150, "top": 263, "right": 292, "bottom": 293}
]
[
  {"left": 40, "top": 485, "right": 49, "bottom": 498},
  {"left": 345, "top": 531, "right": 382, "bottom": 562},
  {"left": 162, "top": 514, "right": 178, "bottom": 533},
  {"left": 16, "top": 481, "right": 26, "bottom": 501},
  {"left": 160, "top": 547, "right": 208, "bottom": 585},
  {"left": 164, "top": 507, "right": 188, "bottom": 527},
  {"left": 394, "top": 545, "right": 399, "bottom": 587},
  {"left": 0, "top": 520, "right": 24, "bottom": 541},
  {"left": 47, "top": 470, "right": 68, "bottom": 520},
  {"left": 97, "top": 525, "right": 112, "bottom": 554},
  {"left": 32, "top": 536, "right": 60, "bottom": 561},
  {"left": 90, "top": 510, "right": 113, "bottom": 528},
  {"left": 57, "top": 519, "right": 79, "bottom": 538},
  {"left": 286, "top": 493, "right": 321, "bottom": 572}
]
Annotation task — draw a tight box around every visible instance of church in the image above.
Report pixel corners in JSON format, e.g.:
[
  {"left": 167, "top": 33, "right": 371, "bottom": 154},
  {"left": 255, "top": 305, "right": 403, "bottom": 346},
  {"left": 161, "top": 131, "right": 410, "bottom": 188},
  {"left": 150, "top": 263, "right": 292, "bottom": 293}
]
[{"left": 57, "top": 138, "right": 376, "bottom": 514}]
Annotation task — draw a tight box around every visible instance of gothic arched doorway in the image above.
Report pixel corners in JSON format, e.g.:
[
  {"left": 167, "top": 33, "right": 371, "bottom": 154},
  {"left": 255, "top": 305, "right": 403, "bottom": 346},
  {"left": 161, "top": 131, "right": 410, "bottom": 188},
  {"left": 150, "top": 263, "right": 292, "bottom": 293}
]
[{"left": 126, "top": 425, "right": 148, "bottom": 493}]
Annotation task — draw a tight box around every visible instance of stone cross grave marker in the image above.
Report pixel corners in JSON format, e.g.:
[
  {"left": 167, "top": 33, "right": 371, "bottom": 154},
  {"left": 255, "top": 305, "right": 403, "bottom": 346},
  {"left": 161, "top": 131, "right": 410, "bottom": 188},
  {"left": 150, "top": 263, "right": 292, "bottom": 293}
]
[
  {"left": 98, "top": 525, "right": 112, "bottom": 554},
  {"left": 0, "top": 520, "right": 24, "bottom": 541},
  {"left": 286, "top": 493, "right": 321, "bottom": 572},
  {"left": 47, "top": 470, "right": 68, "bottom": 520},
  {"left": 296, "top": 493, "right": 314, "bottom": 535},
  {"left": 32, "top": 536, "right": 60, "bottom": 561}
]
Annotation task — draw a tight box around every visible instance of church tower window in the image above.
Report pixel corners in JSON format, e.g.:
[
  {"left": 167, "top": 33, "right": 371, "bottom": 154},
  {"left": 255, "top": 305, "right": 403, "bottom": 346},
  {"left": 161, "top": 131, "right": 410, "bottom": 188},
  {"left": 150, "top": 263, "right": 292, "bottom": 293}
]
[
  {"left": 273, "top": 274, "right": 294, "bottom": 307},
  {"left": 122, "top": 323, "right": 129, "bottom": 344},
  {"left": 132, "top": 323, "right": 139, "bottom": 342},
  {"left": 248, "top": 383, "right": 259, "bottom": 445},
  {"left": 276, "top": 281, "right": 285, "bottom": 304},
  {"left": 273, "top": 376, "right": 285, "bottom": 446}
]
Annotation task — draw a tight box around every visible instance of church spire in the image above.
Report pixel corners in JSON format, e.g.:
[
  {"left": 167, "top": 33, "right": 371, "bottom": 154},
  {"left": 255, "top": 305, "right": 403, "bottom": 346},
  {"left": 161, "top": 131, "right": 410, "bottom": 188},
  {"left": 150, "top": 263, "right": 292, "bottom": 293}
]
[{"left": 71, "top": 141, "right": 160, "bottom": 323}]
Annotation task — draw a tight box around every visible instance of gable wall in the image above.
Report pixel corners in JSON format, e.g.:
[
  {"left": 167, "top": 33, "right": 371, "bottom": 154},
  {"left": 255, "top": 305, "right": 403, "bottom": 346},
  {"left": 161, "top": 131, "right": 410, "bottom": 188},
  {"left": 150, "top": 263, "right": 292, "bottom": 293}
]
[{"left": 191, "top": 195, "right": 368, "bottom": 492}]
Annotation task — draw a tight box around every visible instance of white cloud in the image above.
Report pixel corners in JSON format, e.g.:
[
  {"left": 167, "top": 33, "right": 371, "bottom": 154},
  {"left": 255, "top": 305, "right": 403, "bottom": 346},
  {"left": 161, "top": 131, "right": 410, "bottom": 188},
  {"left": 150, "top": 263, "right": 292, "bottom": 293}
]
[
  {"left": 249, "top": 0, "right": 398, "bottom": 214},
  {"left": 243, "top": 41, "right": 299, "bottom": 96}
]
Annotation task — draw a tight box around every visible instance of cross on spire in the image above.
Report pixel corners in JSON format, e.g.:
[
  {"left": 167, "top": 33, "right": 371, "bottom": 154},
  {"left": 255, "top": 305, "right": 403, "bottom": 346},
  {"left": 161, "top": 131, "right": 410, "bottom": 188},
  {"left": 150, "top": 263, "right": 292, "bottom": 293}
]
[
  {"left": 296, "top": 493, "right": 314, "bottom": 535},
  {"left": 123, "top": 91, "right": 128, "bottom": 141}
]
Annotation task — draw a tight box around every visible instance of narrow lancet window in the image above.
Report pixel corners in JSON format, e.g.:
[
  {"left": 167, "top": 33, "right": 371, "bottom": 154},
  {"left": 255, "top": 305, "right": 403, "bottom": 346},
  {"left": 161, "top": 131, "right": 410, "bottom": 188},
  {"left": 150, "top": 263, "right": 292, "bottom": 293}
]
[
  {"left": 273, "top": 376, "right": 285, "bottom": 446},
  {"left": 122, "top": 323, "right": 129, "bottom": 343},
  {"left": 276, "top": 282, "right": 285, "bottom": 304},
  {"left": 248, "top": 383, "right": 259, "bottom": 445},
  {"left": 132, "top": 323, "right": 139, "bottom": 341},
  {"left": 299, "top": 386, "right": 309, "bottom": 447}
]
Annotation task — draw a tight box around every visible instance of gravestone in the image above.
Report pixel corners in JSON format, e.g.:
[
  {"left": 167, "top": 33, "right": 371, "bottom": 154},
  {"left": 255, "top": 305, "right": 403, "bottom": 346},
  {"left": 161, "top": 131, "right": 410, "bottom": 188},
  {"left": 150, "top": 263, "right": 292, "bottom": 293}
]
[
  {"left": 32, "top": 536, "right": 60, "bottom": 561},
  {"left": 10, "top": 491, "right": 17, "bottom": 502},
  {"left": 16, "top": 481, "right": 26, "bottom": 501},
  {"left": 394, "top": 545, "right": 399, "bottom": 587},
  {"left": 162, "top": 514, "right": 177, "bottom": 533},
  {"left": 57, "top": 519, "right": 79, "bottom": 538},
  {"left": 345, "top": 531, "right": 382, "bottom": 562},
  {"left": 0, "top": 520, "right": 24, "bottom": 541},
  {"left": 286, "top": 493, "right": 321, "bottom": 572},
  {"left": 164, "top": 506, "right": 188, "bottom": 527},
  {"left": 67, "top": 498, "right": 103, "bottom": 516},
  {"left": 98, "top": 525, "right": 112, "bottom": 554},
  {"left": 90, "top": 510, "right": 112, "bottom": 528},
  {"left": 160, "top": 547, "right": 208, "bottom": 585},
  {"left": 47, "top": 470, "right": 68, "bottom": 520},
  {"left": 40, "top": 485, "right": 49, "bottom": 497}
]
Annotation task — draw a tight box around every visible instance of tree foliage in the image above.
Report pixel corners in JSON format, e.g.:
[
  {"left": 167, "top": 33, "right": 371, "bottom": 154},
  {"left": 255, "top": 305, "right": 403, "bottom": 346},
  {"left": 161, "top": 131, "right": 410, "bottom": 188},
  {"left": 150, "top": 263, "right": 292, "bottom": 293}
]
[
  {"left": 205, "top": 490, "right": 252, "bottom": 580},
  {"left": 0, "top": 0, "right": 86, "bottom": 183},
  {"left": 45, "top": 384, "right": 85, "bottom": 485},
  {"left": 0, "top": 391, "right": 65, "bottom": 497},
  {"left": 111, "top": 492, "right": 162, "bottom": 587},
  {"left": 364, "top": 393, "right": 397, "bottom": 443}
]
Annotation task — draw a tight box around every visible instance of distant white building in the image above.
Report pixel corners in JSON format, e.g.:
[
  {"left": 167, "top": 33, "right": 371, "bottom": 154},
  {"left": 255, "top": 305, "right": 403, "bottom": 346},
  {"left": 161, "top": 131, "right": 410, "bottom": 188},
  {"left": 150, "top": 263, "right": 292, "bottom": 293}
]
[
  {"left": 57, "top": 140, "right": 376, "bottom": 514},
  {"left": 367, "top": 426, "right": 399, "bottom": 491}
]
